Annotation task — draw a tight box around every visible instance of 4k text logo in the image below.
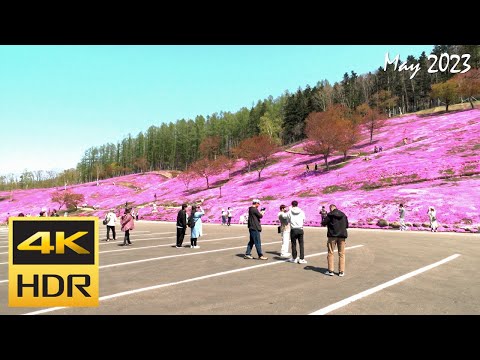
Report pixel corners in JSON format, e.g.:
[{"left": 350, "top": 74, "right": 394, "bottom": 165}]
[{"left": 9, "top": 217, "right": 99, "bottom": 307}]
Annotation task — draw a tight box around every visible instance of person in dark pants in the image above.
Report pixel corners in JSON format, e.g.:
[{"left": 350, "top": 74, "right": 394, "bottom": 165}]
[
  {"left": 176, "top": 203, "right": 188, "bottom": 248},
  {"left": 287, "top": 200, "right": 307, "bottom": 264},
  {"left": 322, "top": 204, "right": 349, "bottom": 277},
  {"left": 104, "top": 208, "right": 117, "bottom": 242},
  {"left": 227, "top": 207, "right": 233, "bottom": 226},
  {"left": 189, "top": 205, "right": 205, "bottom": 248},
  {"left": 120, "top": 208, "right": 135, "bottom": 246},
  {"left": 319, "top": 206, "right": 327, "bottom": 226},
  {"left": 244, "top": 199, "right": 268, "bottom": 260}
]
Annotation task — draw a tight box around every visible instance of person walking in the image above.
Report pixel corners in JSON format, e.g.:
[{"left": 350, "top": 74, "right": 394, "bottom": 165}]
[
  {"left": 319, "top": 206, "right": 327, "bottom": 226},
  {"left": 278, "top": 204, "right": 291, "bottom": 258},
  {"left": 105, "top": 208, "right": 117, "bottom": 242},
  {"left": 221, "top": 208, "right": 227, "bottom": 225},
  {"left": 287, "top": 200, "right": 307, "bottom": 264},
  {"left": 244, "top": 199, "right": 268, "bottom": 260},
  {"left": 120, "top": 208, "right": 135, "bottom": 246},
  {"left": 176, "top": 203, "right": 188, "bottom": 248},
  {"left": 227, "top": 207, "right": 233, "bottom": 226},
  {"left": 427, "top": 206, "right": 438, "bottom": 232},
  {"left": 322, "top": 204, "right": 349, "bottom": 277},
  {"left": 189, "top": 205, "right": 205, "bottom": 248},
  {"left": 399, "top": 204, "right": 407, "bottom": 231}
]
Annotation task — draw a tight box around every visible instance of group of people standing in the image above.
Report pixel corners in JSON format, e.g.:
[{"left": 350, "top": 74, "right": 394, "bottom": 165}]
[
  {"left": 244, "top": 198, "right": 349, "bottom": 277},
  {"left": 103, "top": 207, "right": 135, "bottom": 246},
  {"left": 399, "top": 204, "right": 438, "bottom": 232},
  {"left": 100, "top": 199, "right": 439, "bottom": 277},
  {"left": 176, "top": 203, "right": 205, "bottom": 248},
  {"left": 305, "top": 163, "right": 318, "bottom": 173},
  {"left": 221, "top": 207, "right": 233, "bottom": 226}
]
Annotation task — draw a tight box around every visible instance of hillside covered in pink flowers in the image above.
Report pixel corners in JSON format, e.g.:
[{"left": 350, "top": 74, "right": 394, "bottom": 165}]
[{"left": 2, "top": 109, "right": 480, "bottom": 233}]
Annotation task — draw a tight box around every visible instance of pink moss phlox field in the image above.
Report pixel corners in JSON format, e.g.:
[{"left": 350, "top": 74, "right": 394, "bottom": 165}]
[{"left": 2, "top": 109, "right": 480, "bottom": 233}]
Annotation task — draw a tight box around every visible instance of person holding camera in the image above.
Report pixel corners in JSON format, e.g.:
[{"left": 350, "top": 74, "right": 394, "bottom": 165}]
[
  {"left": 278, "top": 204, "right": 291, "bottom": 257},
  {"left": 189, "top": 205, "right": 205, "bottom": 248},
  {"left": 322, "top": 204, "right": 349, "bottom": 277},
  {"left": 287, "top": 200, "right": 307, "bottom": 264},
  {"left": 244, "top": 199, "right": 268, "bottom": 260}
]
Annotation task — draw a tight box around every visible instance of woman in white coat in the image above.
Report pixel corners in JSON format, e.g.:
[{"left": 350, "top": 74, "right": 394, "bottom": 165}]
[{"left": 189, "top": 205, "right": 205, "bottom": 248}]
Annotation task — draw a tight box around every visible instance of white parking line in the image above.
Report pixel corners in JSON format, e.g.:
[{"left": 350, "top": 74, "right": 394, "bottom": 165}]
[
  {"left": 0, "top": 237, "right": 265, "bottom": 274},
  {"left": 99, "top": 236, "right": 246, "bottom": 254},
  {"left": 100, "top": 240, "right": 279, "bottom": 268},
  {"left": 0, "top": 239, "right": 173, "bottom": 253},
  {"left": 0, "top": 229, "right": 163, "bottom": 243},
  {"left": 22, "top": 245, "right": 364, "bottom": 314},
  {"left": 100, "top": 230, "right": 153, "bottom": 233},
  {"left": 99, "top": 235, "right": 176, "bottom": 245},
  {"left": 309, "top": 253, "right": 461, "bottom": 315},
  {"left": 98, "top": 233, "right": 207, "bottom": 246},
  {"left": 0, "top": 233, "right": 193, "bottom": 254},
  {"left": 0, "top": 233, "right": 219, "bottom": 260}
]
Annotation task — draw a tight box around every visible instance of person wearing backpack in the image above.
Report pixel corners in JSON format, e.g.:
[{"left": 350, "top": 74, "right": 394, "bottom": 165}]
[
  {"left": 105, "top": 208, "right": 117, "bottom": 242},
  {"left": 189, "top": 205, "right": 205, "bottom": 248}
]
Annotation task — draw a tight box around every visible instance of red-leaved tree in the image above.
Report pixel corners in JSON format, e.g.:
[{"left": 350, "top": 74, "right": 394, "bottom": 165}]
[
  {"left": 51, "top": 190, "right": 85, "bottom": 210},
  {"left": 453, "top": 68, "right": 480, "bottom": 109},
  {"left": 249, "top": 135, "right": 279, "bottom": 180},
  {"left": 189, "top": 157, "right": 223, "bottom": 189},
  {"left": 304, "top": 106, "right": 345, "bottom": 171},
  {"left": 199, "top": 136, "right": 221, "bottom": 160},
  {"left": 357, "top": 103, "right": 386, "bottom": 144}
]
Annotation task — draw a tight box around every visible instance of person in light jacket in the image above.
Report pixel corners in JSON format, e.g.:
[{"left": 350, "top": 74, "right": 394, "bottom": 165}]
[
  {"left": 190, "top": 205, "right": 205, "bottom": 248},
  {"left": 105, "top": 208, "right": 117, "bottom": 242},
  {"left": 427, "top": 206, "right": 438, "bottom": 232},
  {"left": 287, "top": 200, "right": 307, "bottom": 264},
  {"left": 121, "top": 208, "right": 135, "bottom": 246},
  {"left": 278, "top": 204, "right": 291, "bottom": 257}
]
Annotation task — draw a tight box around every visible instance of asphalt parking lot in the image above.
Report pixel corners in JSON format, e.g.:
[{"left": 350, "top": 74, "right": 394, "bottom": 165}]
[{"left": 0, "top": 221, "right": 479, "bottom": 315}]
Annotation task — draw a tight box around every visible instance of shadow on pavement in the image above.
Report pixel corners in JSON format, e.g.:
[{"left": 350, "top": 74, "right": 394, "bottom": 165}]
[{"left": 304, "top": 265, "right": 330, "bottom": 275}]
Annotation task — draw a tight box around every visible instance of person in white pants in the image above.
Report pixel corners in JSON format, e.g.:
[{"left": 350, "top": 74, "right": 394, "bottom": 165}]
[{"left": 278, "top": 204, "right": 291, "bottom": 257}]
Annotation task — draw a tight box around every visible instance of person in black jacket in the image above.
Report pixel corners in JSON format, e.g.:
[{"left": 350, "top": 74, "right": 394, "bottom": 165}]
[
  {"left": 175, "top": 203, "right": 188, "bottom": 248},
  {"left": 321, "top": 204, "right": 349, "bottom": 277},
  {"left": 244, "top": 199, "right": 268, "bottom": 260}
]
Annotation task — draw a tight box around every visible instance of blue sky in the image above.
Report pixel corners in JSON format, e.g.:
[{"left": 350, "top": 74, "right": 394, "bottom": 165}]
[{"left": 0, "top": 45, "right": 432, "bottom": 176}]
